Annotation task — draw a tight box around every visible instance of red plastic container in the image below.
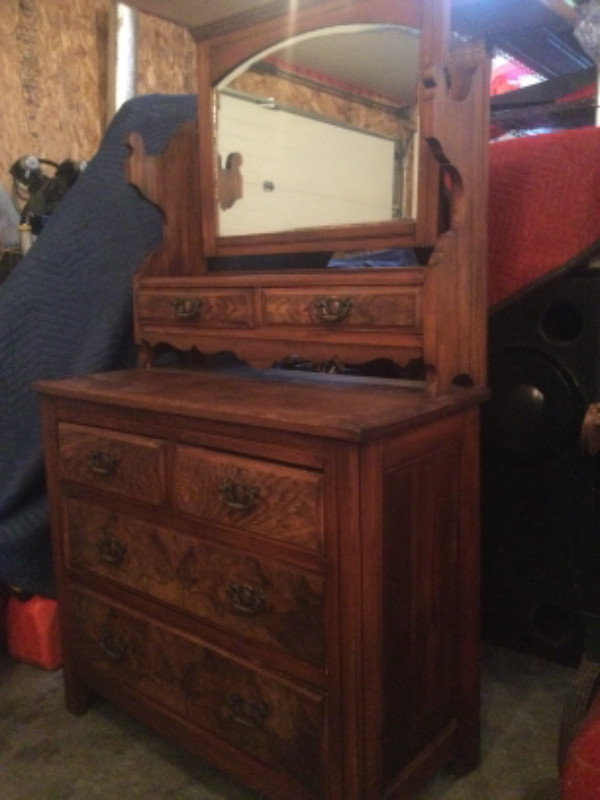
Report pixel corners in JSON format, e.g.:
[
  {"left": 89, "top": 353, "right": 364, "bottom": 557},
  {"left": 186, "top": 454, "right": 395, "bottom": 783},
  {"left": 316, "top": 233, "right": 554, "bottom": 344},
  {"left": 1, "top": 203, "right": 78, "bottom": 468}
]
[{"left": 6, "top": 594, "right": 62, "bottom": 670}]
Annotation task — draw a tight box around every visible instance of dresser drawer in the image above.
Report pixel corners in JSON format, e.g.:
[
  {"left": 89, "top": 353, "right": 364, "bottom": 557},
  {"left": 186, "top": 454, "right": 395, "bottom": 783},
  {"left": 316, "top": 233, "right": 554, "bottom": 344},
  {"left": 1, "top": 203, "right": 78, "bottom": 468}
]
[
  {"left": 58, "top": 423, "right": 166, "bottom": 504},
  {"left": 173, "top": 445, "right": 324, "bottom": 553},
  {"left": 72, "top": 589, "right": 326, "bottom": 797},
  {"left": 66, "top": 499, "right": 326, "bottom": 666},
  {"left": 136, "top": 289, "right": 253, "bottom": 327},
  {"left": 261, "top": 286, "right": 422, "bottom": 329}
]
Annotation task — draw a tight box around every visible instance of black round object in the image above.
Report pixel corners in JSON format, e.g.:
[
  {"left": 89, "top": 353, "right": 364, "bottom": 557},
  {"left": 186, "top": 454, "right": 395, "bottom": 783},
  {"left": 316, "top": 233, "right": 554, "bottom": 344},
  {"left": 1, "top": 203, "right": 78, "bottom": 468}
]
[{"left": 483, "top": 347, "right": 584, "bottom": 463}]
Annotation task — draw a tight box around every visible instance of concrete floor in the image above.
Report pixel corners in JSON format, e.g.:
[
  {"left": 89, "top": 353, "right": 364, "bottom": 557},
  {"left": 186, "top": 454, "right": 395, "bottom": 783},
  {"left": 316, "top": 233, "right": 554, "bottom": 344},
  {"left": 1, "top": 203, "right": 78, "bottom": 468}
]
[{"left": 0, "top": 644, "right": 573, "bottom": 800}]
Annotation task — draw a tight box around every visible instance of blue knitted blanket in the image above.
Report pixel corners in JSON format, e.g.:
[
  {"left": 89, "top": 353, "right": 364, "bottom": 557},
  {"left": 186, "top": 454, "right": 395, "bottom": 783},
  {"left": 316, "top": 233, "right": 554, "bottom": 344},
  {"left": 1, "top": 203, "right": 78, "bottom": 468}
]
[{"left": 0, "top": 94, "right": 197, "bottom": 595}]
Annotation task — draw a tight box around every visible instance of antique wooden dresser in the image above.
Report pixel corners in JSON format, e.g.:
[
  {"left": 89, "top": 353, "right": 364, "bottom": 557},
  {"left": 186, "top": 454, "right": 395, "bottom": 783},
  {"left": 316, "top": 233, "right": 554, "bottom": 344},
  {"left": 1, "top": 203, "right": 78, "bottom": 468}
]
[{"left": 36, "top": 1, "right": 490, "bottom": 798}]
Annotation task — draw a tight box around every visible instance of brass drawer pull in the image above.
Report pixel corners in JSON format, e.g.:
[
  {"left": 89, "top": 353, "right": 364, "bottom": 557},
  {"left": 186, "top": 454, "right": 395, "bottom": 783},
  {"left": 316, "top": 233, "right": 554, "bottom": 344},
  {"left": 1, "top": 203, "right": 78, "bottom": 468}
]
[
  {"left": 219, "top": 479, "right": 259, "bottom": 512},
  {"left": 313, "top": 296, "right": 353, "bottom": 323},
  {"left": 172, "top": 297, "right": 202, "bottom": 320},
  {"left": 226, "top": 693, "right": 269, "bottom": 729},
  {"left": 97, "top": 536, "right": 127, "bottom": 566},
  {"left": 87, "top": 450, "right": 119, "bottom": 477},
  {"left": 226, "top": 582, "right": 265, "bottom": 616},
  {"left": 100, "top": 633, "right": 129, "bottom": 662}
]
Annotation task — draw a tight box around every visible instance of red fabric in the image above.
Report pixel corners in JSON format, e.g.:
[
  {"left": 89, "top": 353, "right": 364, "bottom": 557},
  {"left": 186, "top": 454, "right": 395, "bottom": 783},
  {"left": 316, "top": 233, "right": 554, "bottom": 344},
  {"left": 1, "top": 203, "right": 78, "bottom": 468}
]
[
  {"left": 488, "top": 126, "right": 600, "bottom": 307},
  {"left": 557, "top": 84, "right": 596, "bottom": 103},
  {"left": 563, "top": 693, "right": 600, "bottom": 799}
]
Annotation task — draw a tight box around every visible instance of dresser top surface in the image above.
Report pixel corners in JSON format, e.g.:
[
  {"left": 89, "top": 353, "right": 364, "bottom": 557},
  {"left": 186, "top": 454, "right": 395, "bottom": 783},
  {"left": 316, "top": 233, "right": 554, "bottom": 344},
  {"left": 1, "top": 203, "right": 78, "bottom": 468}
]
[{"left": 36, "top": 368, "right": 486, "bottom": 441}]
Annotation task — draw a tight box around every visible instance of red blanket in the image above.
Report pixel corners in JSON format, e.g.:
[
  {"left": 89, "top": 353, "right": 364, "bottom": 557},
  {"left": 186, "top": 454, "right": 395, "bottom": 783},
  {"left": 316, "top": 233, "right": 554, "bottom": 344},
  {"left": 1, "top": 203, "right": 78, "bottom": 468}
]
[{"left": 488, "top": 126, "right": 600, "bottom": 307}]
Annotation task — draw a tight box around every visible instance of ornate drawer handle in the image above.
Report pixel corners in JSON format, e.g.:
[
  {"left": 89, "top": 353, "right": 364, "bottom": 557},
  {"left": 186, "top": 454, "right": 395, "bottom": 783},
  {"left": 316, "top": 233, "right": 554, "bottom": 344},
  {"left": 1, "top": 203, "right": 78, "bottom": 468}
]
[
  {"left": 226, "top": 582, "right": 265, "bottom": 616},
  {"left": 97, "top": 536, "right": 127, "bottom": 566},
  {"left": 226, "top": 693, "right": 269, "bottom": 729},
  {"left": 100, "top": 633, "right": 129, "bottom": 662},
  {"left": 219, "top": 480, "right": 259, "bottom": 512},
  {"left": 172, "top": 297, "right": 202, "bottom": 320},
  {"left": 313, "top": 296, "right": 353, "bottom": 323},
  {"left": 87, "top": 450, "right": 119, "bottom": 476}
]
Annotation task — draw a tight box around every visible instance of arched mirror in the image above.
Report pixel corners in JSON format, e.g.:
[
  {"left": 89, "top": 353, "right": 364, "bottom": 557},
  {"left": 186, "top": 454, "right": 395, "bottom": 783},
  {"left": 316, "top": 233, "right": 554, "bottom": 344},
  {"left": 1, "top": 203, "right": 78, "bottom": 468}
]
[
  {"left": 214, "top": 24, "right": 420, "bottom": 238},
  {"left": 194, "top": 0, "right": 446, "bottom": 258}
]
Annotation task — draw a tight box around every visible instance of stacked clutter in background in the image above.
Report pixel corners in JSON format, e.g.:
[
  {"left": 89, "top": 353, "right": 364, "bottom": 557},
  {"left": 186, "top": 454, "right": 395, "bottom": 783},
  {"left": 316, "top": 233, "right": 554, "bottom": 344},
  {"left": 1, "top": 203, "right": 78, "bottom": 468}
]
[
  {"left": 9, "top": 155, "right": 87, "bottom": 255},
  {"left": 0, "top": 185, "right": 21, "bottom": 282},
  {"left": 0, "top": 185, "right": 20, "bottom": 249},
  {"left": 4, "top": 590, "right": 61, "bottom": 670}
]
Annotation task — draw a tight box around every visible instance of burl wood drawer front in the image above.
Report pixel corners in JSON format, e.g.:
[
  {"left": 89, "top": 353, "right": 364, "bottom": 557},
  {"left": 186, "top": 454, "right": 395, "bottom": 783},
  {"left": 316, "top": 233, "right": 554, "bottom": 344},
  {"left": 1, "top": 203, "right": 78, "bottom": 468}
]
[
  {"left": 173, "top": 446, "right": 324, "bottom": 553},
  {"left": 66, "top": 499, "right": 326, "bottom": 666},
  {"left": 72, "top": 589, "right": 326, "bottom": 796},
  {"left": 58, "top": 423, "right": 166, "bottom": 505},
  {"left": 261, "top": 287, "right": 422, "bottom": 328},
  {"left": 136, "top": 290, "right": 253, "bottom": 327}
]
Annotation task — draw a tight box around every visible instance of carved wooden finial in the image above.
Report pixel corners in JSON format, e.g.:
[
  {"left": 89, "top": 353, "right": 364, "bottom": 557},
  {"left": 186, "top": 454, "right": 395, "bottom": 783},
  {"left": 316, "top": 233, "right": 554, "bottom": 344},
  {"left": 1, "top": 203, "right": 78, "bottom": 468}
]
[{"left": 218, "top": 152, "right": 243, "bottom": 210}]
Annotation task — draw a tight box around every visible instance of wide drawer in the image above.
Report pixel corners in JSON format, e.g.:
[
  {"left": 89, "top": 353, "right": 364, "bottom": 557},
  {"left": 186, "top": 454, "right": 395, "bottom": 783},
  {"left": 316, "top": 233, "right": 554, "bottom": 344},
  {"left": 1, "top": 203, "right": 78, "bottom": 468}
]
[
  {"left": 173, "top": 445, "right": 324, "bottom": 553},
  {"left": 71, "top": 588, "right": 326, "bottom": 797},
  {"left": 58, "top": 423, "right": 166, "bottom": 504},
  {"left": 65, "top": 499, "right": 326, "bottom": 667},
  {"left": 136, "top": 289, "right": 253, "bottom": 327},
  {"left": 261, "top": 286, "right": 422, "bottom": 329}
]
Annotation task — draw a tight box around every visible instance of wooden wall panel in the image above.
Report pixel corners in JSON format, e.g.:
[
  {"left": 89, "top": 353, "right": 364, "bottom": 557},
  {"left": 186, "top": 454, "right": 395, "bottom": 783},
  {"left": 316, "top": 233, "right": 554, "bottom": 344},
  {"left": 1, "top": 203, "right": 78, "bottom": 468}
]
[
  {"left": 0, "top": 0, "right": 195, "bottom": 196},
  {"left": 137, "top": 13, "right": 196, "bottom": 98},
  {"left": 230, "top": 70, "right": 413, "bottom": 140}
]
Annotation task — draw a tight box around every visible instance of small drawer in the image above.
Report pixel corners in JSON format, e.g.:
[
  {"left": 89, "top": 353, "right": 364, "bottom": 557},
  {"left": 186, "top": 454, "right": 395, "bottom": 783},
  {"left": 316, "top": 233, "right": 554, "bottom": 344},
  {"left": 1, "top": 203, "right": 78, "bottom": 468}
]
[
  {"left": 72, "top": 589, "right": 326, "bottom": 797},
  {"left": 136, "top": 289, "right": 253, "bottom": 327},
  {"left": 261, "top": 286, "right": 422, "bottom": 329},
  {"left": 65, "top": 500, "right": 326, "bottom": 667},
  {"left": 58, "top": 423, "right": 166, "bottom": 504},
  {"left": 173, "top": 445, "right": 324, "bottom": 553}
]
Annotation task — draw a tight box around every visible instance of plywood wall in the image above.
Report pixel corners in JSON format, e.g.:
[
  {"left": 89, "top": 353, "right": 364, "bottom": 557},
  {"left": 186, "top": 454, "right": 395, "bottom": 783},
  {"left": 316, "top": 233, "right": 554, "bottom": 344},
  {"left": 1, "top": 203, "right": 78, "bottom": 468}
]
[
  {"left": 137, "top": 12, "right": 196, "bottom": 98},
  {"left": 230, "top": 69, "right": 413, "bottom": 140},
  {"left": 0, "top": 0, "right": 196, "bottom": 194}
]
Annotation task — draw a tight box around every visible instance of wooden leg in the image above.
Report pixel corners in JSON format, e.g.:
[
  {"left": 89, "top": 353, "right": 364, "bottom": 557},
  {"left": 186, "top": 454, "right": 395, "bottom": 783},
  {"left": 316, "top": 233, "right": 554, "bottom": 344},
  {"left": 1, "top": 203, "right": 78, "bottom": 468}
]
[{"left": 451, "top": 701, "right": 481, "bottom": 777}]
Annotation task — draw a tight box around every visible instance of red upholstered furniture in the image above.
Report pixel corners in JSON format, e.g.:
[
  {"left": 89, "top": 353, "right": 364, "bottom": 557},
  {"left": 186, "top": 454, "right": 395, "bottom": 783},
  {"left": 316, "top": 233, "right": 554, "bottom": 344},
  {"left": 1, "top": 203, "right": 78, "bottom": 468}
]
[
  {"left": 563, "top": 690, "right": 600, "bottom": 799},
  {"left": 489, "top": 126, "right": 600, "bottom": 308}
]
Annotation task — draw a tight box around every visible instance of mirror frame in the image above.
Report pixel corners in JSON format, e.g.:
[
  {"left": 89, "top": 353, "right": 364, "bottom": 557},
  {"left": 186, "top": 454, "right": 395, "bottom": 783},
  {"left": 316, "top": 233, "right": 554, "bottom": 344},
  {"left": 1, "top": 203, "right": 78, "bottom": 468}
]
[{"left": 195, "top": 0, "right": 449, "bottom": 258}]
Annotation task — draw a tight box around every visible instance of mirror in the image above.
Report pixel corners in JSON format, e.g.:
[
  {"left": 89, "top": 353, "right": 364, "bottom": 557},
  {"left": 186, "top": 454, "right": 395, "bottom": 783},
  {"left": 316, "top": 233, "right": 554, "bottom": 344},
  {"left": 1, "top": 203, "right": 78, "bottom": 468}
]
[{"left": 214, "top": 24, "right": 420, "bottom": 239}]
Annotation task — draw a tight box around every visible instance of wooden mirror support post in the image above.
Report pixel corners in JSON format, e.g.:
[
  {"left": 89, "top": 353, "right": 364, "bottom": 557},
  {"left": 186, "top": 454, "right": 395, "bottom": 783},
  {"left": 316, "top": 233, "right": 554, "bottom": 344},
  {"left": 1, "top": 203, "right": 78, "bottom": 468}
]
[
  {"left": 127, "top": 0, "right": 490, "bottom": 395},
  {"left": 35, "top": 1, "right": 491, "bottom": 798}
]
